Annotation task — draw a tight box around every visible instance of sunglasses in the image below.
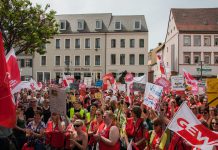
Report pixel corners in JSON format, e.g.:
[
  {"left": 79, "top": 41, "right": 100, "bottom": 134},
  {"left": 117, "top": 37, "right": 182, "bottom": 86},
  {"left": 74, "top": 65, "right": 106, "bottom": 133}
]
[
  {"left": 212, "top": 122, "right": 218, "bottom": 125},
  {"left": 74, "top": 124, "right": 81, "bottom": 128},
  {"left": 96, "top": 113, "right": 101, "bottom": 116}
]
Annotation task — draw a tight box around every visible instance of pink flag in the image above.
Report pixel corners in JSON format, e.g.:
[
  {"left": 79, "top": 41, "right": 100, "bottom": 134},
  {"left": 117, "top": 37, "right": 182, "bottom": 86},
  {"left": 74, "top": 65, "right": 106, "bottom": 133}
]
[
  {"left": 168, "top": 102, "right": 218, "bottom": 149},
  {"left": 125, "top": 72, "right": 133, "bottom": 82},
  {"left": 156, "top": 54, "right": 166, "bottom": 75},
  {"left": 0, "top": 32, "right": 16, "bottom": 128},
  {"left": 6, "top": 49, "right": 21, "bottom": 92},
  {"left": 183, "top": 69, "right": 196, "bottom": 84}
]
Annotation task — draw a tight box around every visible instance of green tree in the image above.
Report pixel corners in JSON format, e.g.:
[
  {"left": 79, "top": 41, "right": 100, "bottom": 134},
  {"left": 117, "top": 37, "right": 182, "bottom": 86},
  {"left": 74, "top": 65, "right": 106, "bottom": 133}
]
[{"left": 0, "top": 0, "right": 58, "bottom": 55}]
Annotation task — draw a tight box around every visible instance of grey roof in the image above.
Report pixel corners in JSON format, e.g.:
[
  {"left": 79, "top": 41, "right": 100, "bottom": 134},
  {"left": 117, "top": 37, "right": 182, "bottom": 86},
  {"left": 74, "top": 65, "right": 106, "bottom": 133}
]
[{"left": 55, "top": 13, "right": 148, "bottom": 33}]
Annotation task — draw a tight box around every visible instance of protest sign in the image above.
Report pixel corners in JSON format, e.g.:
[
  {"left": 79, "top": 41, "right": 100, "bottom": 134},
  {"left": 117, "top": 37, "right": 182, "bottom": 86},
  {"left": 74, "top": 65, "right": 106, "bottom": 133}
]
[
  {"left": 95, "top": 92, "right": 102, "bottom": 99},
  {"left": 143, "top": 82, "right": 163, "bottom": 110},
  {"left": 171, "top": 75, "right": 185, "bottom": 91},
  {"left": 117, "top": 84, "right": 126, "bottom": 92},
  {"left": 95, "top": 80, "right": 103, "bottom": 87},
  {"left": 84, "top": 77, "right": 92, "bottom": 87},
  {"left": 154, "top": 77, "right": 171, "bottom": 92},
  {"left": 206, "top": 78, "right": 218, "bottom": 106},
  {"left": 133, "top": 82, "right": 146, "bottom": 93},
  {"left": 49, "top": 87, "right": 67, "bottom": 115}
]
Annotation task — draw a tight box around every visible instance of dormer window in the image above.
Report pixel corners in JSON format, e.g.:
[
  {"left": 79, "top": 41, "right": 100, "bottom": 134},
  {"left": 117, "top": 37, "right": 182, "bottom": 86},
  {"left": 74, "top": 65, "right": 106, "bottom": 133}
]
[
  {"left": 115, "top": 21, "right": 121, "bottom": 30},
  {"left": 59, "top": 20, "right": 66, "bottom": 30},
  {"left": 77, "top": 20, "right": 84, "bottom": 30},
  {"left": 96, "top": 20, "right": 102, "bottom": 30},
  {"left": 134, "top": 21, "right": 141, "bottom": 30}
]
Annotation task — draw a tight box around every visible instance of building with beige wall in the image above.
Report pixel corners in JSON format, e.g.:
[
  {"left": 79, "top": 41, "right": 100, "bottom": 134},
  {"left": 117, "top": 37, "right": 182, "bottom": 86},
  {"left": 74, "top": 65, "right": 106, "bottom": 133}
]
[
  {"left": 33, "top": 13, "right": 148, "bottom": 83},
  {"left": 164, "top": 8, "right": 218, "bottom": 80}
]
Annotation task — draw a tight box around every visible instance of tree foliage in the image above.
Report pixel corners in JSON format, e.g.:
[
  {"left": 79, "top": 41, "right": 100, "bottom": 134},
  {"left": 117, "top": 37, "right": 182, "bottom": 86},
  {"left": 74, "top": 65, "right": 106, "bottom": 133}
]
[{"left": 0, "top": 0, "right": 58, "bottom": 55}]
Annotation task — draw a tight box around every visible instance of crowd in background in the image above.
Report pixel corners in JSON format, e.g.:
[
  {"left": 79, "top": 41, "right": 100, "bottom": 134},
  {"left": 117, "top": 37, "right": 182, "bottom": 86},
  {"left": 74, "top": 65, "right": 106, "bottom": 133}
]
[{"left": 3, "top": 82, "right": 218, "bottom": 150}]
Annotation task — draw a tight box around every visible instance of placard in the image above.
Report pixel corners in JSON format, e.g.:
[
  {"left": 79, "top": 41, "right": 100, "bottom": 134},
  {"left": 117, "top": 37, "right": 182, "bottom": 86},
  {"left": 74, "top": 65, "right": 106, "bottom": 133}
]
[
  {"left": 133, "top": 82, "right": 146, "bottom": 93},
  {"left": 143, "top": 82, "right": 163, "bottom": 110},
  {"left": 206, "top": 78, "right": 218, "bottom": 106},
  {"left": 49, "top": 87, "right": 67, "bottom": 115},
  {"left": 84, "top": 77, "right": 92, "bottom": 87},
  {"left": 171, "top": 75, "right": 185, "bottom": 91}
]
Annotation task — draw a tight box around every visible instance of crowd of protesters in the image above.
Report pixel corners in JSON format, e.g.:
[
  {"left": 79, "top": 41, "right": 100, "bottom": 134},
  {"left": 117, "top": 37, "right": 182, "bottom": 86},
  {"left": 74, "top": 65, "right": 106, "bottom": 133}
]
[{"left": 0, "top": 80, "right": 218, "bottom": 150}]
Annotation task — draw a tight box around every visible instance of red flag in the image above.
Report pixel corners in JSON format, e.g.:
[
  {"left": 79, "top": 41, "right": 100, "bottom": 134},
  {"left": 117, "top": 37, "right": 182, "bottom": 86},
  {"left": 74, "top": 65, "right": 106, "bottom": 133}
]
[
  {"left": 156, "top": 54, "right": 166, "bottom": 75},
  {"left": 124, "top": 72, "right": 133, "bottom": 82},
  {"left": 183, "top": 69, "right": 196, "bottom": 85},
  {"left": 6, "top": 49, "right": 21, "bottom": 93},
  {"left": 0, "top": 32, "right": 16, "bottom": 128},
  {"left": 168, "top": 102, "right": 218, "bottom": 149}
]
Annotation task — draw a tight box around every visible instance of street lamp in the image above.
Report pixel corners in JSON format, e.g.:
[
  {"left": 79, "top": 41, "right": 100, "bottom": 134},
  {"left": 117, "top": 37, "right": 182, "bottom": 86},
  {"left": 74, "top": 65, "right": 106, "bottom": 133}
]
[{"left": 199, "top": 60, "right": 204, "bottom": 81}]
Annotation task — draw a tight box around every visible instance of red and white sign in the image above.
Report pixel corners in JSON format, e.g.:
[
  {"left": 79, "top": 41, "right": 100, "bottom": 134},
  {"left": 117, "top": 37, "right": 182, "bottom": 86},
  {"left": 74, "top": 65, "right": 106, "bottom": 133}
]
[
  {"left": 154, "top": 77, "right": 171, "bottom": 92},
  {"left": 156, "top": 54, "right": 166, "bottom": 75},
  {"left": 168, "top": 102, "right": 218, "bottom": 149},
  {"left": 62, "top": 74, "right": 74, "bottom": 87},
  {"left": 6, "top": 49, "right": 21, "bottom": 93}
]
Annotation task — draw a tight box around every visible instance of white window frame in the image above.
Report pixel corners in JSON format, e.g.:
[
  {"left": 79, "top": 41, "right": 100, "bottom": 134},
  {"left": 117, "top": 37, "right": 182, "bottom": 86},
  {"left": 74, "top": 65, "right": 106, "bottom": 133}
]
[
  {"left": 84, "top": 38, "right": 91, "bottom": 49},
  {"left": 134, "top": 20, "right": 141, "bottom": 30},
  {"left": 204, "top": 55, "right": 211, "bottom": 64},
  {"left": 44, "top": 72, "right": 51, "bottom": 83},
  {"left": 75, "top": 55, "right": 81, "bottom": 66},
  {"left": 36, "top": 71, "right": 44, "bottom": 82},
  {"left": 59, "top": 20, "right": 66, "bottom": 30},
  {"left": 120, "top": 39, "right": 125, "bottom": 48},
  {"left": 54, "top": 56, "right": 61, "bottom": 66},
  {"left": 139, "top": 54, "right": 144, "bottom": 65},
  {"left": 129, "top": 54, "right": 135, "bottom": 65},
  {"left": 65, "top": 38, "right": 71, "bottom": 49},
  {"left": 214, "top": 55, "right": 218, "bottom": 64},
  {"left": 204, "top": 36, "right": 211, "bottom": 46},
  {"left": 114, "top": 21, "right": 121, "bottom": 30},
  {"left": 184, "top": 55, "right": 191, "bottom": 64},
  {"left": 25, "top": 59, "right": 32, "bottom": 67},
  {"left": 64, "top": 55, "right": 71, "bottom": 66},
  {"left": 183, "top": 35, "right": 191, "bottom": 46},
  {"left": 40, "top": 55, "right": 46, "bottom": 66},
  {"left": 214, "top": 35, "right": 218, "bottom": 46},
  {"left": 95, "top": 38, "right": 101, "bottom": 49},
  {"left": 111, "top": 54, "right": 116, "bottom": 65},
  {"left": 75, "top": 38, "right": 80, "bottom": 49},
  {"left": 94, "top": 55, "right": 101, "bottom": 66},
  {"left": 193, "top": 55, "right": 200, "bottom": 64},
  {"left": 96, "top": 20, "right": 102, "bottom": 30},
  {"left": 77, "top": 20, "right": 84, "bottom": 30},
  {"left": 84, "top": 55, "right": 91, "bottom": 66},
  {"left": 55, "top": 39, "right": 61, "bottom": 49},
  {"left": 111, "top": 39, "right": 116, "bottom": 48},
  {"left": 120, "top": 54, "right": 125, "bottom": 65},
  {"left": 193, "top": 35, "right": 201, "bottom": 46}
]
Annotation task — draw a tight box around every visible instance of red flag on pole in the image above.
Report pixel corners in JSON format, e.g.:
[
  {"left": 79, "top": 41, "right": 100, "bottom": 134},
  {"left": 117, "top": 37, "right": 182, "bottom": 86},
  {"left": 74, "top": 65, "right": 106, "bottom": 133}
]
[
  {"left": 156, "top": 54, "right": 166, "bottom": 75},
  {"left": 6, "top": 48, "right": 21, "bottom": 93},
  {"left": 0, "top": 32, "right": 16, "bottom": 128}
]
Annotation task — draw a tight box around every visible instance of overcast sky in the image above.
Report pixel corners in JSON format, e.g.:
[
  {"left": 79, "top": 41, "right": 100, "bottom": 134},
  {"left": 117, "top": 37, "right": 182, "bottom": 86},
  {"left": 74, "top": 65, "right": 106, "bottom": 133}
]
[{"left": 30, "top": 0, "right": 218, "bottom": 50}]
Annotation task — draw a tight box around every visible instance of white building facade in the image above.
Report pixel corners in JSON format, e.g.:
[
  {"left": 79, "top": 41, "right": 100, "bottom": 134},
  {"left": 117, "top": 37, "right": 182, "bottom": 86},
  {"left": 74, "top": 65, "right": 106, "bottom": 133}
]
[
  {"left": 164, "top": 8, "right": 218, "bottom": 80},
  {"left": 33, "top": 13, "right": 148, "bottom": 82}
]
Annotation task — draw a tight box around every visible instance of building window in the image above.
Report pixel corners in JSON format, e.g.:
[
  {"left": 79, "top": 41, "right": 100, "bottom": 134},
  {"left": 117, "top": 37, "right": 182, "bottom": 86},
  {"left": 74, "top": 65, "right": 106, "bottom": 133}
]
[
  {"left": 65, "top": 39, "right": 70, "bottom": 49},
  {"left": 85, "top": 55, "right": 90, "bottom": 66},
  {"left": 41, "top": 56, "right": 46, "bottom": 66},
  {"left": 139, "top": 54, "right": 144, "bottom": 65},
  {"left": 204, "top": 55, "right": 210, "bottom": 64},
  {"left": 77, "top": 20, "right": 84, "bottom": 30},
  {"left": 55, "top": 56, "right": 61, "bottom": 66},
  {"left": 75, "top": 39, "right": 80, "bottom": 49},
  {"left": 194, "top": 35, "right": 201, "bottom": 46},
  {"left": 111, "top": 39, "right": 116, "bottom": 48},
  {"left": 120, "top": 54, "right": 125, "bottom": 65},
  {"left": 214, "top": 55, "right": 218, "bottom": 64},
  {"left": 184, "top": 55, "right": 191, "bottom": 64},
  {"left": 130, "top": 39, "right": 135, "bottom": 48},
  {"left": 96, "top": 20, "right": 102, "bottom": 29},
  {"left": 95, "top": 55, "right": 100, "bottom": 66},
  {"left": 115, "top": 21, "right": 121, "bottom": 30},
  {"left": 65, "top": 56, "right": 70, "bottom": 66},
  {"left": 138, "top": 73, "right": 144, "bottom": 77},
  {"left": 84, "top": 72, "right": 91, "bottom": 77},
  {"left": 37, "top": 72, "right": 43, "bottom": 82},
  {"left": 183, "top": 35, "right": 191, "bottom": 46},
  {"left": 75, "top": 56, "right": 80, "bottom": 66},
  {"left": 204, "top": 36, "right": 211, "bottom": 46},
  {"left": 56, "top": 39, "right": 60, "bottom": 49},
  {"left": 20, "top": 59, "right": 25, "bottom": 67},
  {"left": 120, "top": 39, "right": 125, "bottom": 48},
  {"left": 134, "top": 21, "right": 141, "bottom": 30},
  {"left": 193, "top": 55, "right": 200, "bottom": 64},
  {"left": 111, "top": 54, "right": 116, "bottom": 65},
  {"left": 95, "top": 38, "right": 100, "bottom": 49},
  {"left": 139, "top": 39, "right": 144, "bottom": 48},
  {"left": 85, "top": 38, "right": 90, "bottom": 49},
  {"left": 44, "top": 72, "right": 50, "bottom": 82},
  {"left": 129, "top": 54, "right": 135, "bottom": 65},
  {"left": 214, "top": 36, "right": 218, "bottom": 46},
  {"left": 59, "top": 20, "right": 66, "bottom": 30},
  {"left": 25, "top": 59, "right": 32, "bottom": 67}
]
